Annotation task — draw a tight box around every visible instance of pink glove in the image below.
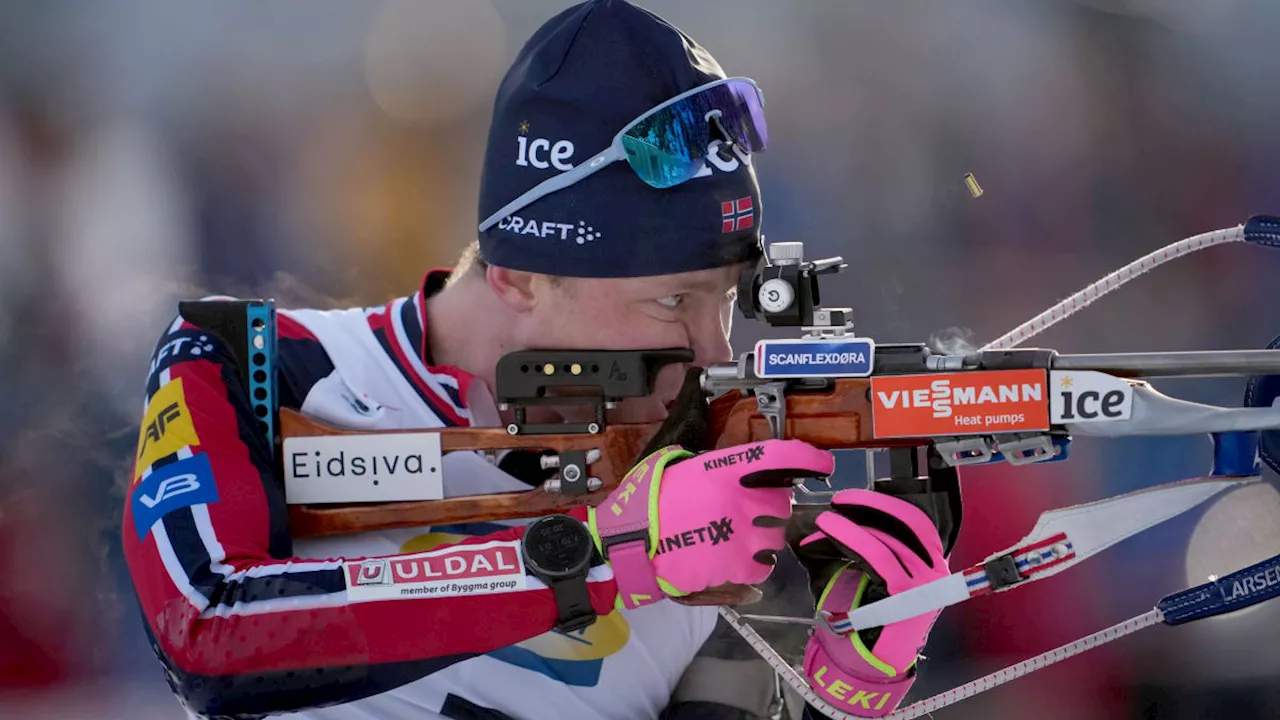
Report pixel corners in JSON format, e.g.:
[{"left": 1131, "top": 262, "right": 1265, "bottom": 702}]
[
  {"left": 796, "top": 490, "right": 950, "bottom": 717},
  {"left": 589, "top": 440, "right": 834, "bottom": 610}
]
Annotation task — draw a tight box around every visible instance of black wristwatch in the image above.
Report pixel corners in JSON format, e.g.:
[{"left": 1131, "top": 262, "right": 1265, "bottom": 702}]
[{"left": 522, "top": 514, "right": 598, "bottom": 633}]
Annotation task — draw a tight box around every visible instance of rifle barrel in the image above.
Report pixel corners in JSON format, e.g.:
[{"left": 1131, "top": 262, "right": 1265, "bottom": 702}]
[
  {"left": 702, "top": 363, "right": 762, "bottom": 392},
  {"left": 702, "top": 348, "right": 1280, "bottom": 391},
  {"left": 1051, "top": 350, "right": 1280, "bottom": 377}
]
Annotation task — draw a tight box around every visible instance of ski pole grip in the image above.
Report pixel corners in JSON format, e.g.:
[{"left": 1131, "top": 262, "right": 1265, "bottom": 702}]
[
  {"left": 1158, "top": 553, "right": 1280, "bottom": 625},
  {"left": 1243, "top": 215, "right": 1280, "bottom": 248}
]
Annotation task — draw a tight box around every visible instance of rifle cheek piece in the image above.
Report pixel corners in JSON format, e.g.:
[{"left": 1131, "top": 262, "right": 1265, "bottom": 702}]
[{"left": 495, "top": 348, "right": 694, "bottom": 436}]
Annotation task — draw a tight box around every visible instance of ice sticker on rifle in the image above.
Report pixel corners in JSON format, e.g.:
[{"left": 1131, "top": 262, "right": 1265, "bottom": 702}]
[
  {"left": 754, "top": 338, "right": 875, "bottom": 379},
  {"left": 870, "top": 369, "right": 1050, "bottom": 438},
  {"left": 1049, "top": 371, "right": 1134, "bottom": 423},
  {"left": 282, "top": 432, "right": 443, "bottom": 505},
  {"left": 345, "top": 540, "right": 527, "bottom": 602}
]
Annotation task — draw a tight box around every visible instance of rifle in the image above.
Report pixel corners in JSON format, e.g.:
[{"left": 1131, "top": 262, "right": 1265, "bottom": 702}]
[{"left": 179, "top": 215, "right": 1280, "bottom": 719}]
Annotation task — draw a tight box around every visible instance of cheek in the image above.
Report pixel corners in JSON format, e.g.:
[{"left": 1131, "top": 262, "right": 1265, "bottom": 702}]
[
  {"left": 525, "top": 295, "right": 624, "bottom": 349},
  {"left": 596, "top": 313, "right": 691, "bottom": 351}
]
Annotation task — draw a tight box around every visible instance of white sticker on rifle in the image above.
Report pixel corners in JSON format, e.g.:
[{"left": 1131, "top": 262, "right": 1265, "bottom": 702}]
[
  {"left": 754, "top": 337, "right": 875, "bottom": 379},
  {"left": 1050, "top": 371, "right": 1134, "bottom": 423},
  {"left": 344, "top": 540, "right": 526, "bottom": 602},
  {"left": 282, "top": 432, "right": 443, "bottom": 504}
]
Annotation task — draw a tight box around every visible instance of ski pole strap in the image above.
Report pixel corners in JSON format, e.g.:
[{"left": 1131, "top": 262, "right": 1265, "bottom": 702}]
[
  {"left": 880, "top": 609, "right": 1166, "bottom": 720},
  {"left": 1158, "top": 552, "right": 1280, "bottom": 625}
]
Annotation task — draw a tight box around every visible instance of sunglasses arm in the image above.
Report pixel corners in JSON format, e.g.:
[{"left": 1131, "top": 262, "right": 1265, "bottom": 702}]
[{"left": 477, "top": 145, "right": 622, "bottom": 231}]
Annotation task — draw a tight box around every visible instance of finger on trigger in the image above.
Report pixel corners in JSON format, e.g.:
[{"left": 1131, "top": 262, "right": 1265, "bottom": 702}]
[{"left": 741, "top": 487, "right": 795, "bottom": 528}]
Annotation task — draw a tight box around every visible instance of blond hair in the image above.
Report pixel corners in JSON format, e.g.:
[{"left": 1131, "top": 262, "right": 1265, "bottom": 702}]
[{"left": 448, "top": 239, "right": 567, "bottom": 289}]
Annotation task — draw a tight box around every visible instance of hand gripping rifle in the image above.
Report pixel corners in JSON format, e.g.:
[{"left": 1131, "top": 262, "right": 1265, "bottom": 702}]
[{"left": 180, "top": 216, "right": 1280, "bottom": 718}]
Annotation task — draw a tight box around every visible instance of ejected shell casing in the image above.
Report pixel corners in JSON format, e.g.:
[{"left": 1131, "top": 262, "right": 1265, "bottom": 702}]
[{"left": 964, "top": 173, "right": 983, "bottom": 198}]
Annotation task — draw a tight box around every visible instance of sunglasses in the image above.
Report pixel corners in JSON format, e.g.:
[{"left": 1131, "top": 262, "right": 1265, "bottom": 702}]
[{"left": 479, "top": 77, "right": 768, "bottom": 232}]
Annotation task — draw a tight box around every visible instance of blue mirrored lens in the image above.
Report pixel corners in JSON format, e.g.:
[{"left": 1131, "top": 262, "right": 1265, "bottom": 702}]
[
  {"left": 621, "top": 80, "right": 767, "bottom": 188},
  {"left": 619, "top": 135, "right": 703, "bottom": 188}
]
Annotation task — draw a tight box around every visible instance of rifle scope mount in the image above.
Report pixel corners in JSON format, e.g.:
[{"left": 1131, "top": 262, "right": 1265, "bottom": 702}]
[{"left": 738, "top": 240, "right": 854, "bottom": 338}]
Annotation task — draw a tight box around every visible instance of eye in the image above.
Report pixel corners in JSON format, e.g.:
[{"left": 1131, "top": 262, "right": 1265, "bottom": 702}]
[{"left": 655, "top": 294, "right": 684, "bottom": 309}]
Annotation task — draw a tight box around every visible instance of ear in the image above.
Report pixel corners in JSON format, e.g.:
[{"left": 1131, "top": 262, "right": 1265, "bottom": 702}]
[{"left": 485, "top": 265, "right": 541, "bottom": 313}]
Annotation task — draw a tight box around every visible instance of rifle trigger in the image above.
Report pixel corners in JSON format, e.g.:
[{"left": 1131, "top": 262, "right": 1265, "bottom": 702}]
[
  {"left": 794, "top": 480, "right": 837, "bottom": 497},
  {"left": 755, "top": 381, "right": 788, "bottom": 439}
]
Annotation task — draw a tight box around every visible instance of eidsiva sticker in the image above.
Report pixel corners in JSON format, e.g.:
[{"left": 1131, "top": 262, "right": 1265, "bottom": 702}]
[
  {"left": 282, "top": 432, "right": 444, "bottom": 504},
  {"left": 871, "top": 369, "right": 1050, "bottom": 438},
  {"left": 1050, "top": 371, "right": 1134, "bottom": 423},
  {"left": 344, "top": 540, "right": 527, "bottom": 602},
  {"left": 132, "top": 452, "right": 219, "bottom": 540},
  {"left": 754, "top": 338, "right": 875, "bottom": 379}
]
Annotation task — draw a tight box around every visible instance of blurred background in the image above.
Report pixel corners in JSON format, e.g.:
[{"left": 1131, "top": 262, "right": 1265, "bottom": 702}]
[{"left": 2, "top": 0, "right": 1280, "bottom": 718}]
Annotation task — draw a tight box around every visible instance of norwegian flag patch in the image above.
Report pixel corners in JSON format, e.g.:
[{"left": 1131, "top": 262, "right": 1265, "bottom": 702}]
[
  {"left": 721, "top": 197, "right": 754, "bottom": 233},
  {"left": 819, "top": 610, "right": 853, "bottom": 635}
]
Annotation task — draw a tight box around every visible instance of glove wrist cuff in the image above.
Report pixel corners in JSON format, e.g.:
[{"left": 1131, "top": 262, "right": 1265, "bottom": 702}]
[
  {"left": 604, "top": 538, "right": 664, "bottom": 609},
  {"left": 803, "top": 637, "right": 915, "bottom": 717},
  {"left": 588, "top": 445, "right": 687, "bottom": 609}
]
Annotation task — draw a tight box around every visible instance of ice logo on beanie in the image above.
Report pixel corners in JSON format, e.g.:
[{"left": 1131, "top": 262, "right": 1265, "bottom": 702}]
[
  {"left": 513, "top": 118, "right": 748, "bottom": 179},
  {"left": 515, "top": 122, "right": 576, "bottom": 172}
]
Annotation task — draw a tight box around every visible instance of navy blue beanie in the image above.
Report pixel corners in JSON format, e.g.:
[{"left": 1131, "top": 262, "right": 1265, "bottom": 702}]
[{"left": 476, "top": 0, "right": 764, "bottom": 278}]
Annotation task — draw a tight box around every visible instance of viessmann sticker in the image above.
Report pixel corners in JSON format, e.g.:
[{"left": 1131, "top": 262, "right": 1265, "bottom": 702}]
[
  {"left": 344, "top": 540, "right": 527, "bottom": 602},
  {"left": 870, "top": 369, "right": 1050, "bottom": 438}
]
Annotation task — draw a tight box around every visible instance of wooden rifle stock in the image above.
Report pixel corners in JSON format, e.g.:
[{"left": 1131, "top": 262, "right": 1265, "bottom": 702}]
[
  {"left": 284, "top": 379, "right": 919, "bottom": 538},
  {"left": 707, "top": 378, "right": 919, "bottom": 450},
  {"left": 282, "top": 410, "right": 659, "bottom": 537}
]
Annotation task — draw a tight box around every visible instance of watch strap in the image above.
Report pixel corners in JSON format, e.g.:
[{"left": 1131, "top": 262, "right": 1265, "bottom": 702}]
[
  {"left": 549, "top": 574, "right": 597, "bottom": 633},
  {"left": 524, "top": 515, "right": 599, "bottom": 633}
]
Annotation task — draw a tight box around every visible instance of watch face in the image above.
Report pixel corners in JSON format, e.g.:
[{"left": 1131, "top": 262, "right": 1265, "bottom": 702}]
[{"left": 526, "top": 515, "right": 591, "bottom": 574}]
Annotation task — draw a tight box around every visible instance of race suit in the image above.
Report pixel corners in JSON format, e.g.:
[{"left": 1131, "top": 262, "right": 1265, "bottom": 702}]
[{"left": 122, "top": 270, "right": 786, "bottom": 720}]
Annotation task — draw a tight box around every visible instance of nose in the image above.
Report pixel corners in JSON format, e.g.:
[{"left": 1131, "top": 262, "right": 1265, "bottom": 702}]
[{"left": 689, "top": 303, "right": 734, "bottom": 369}]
